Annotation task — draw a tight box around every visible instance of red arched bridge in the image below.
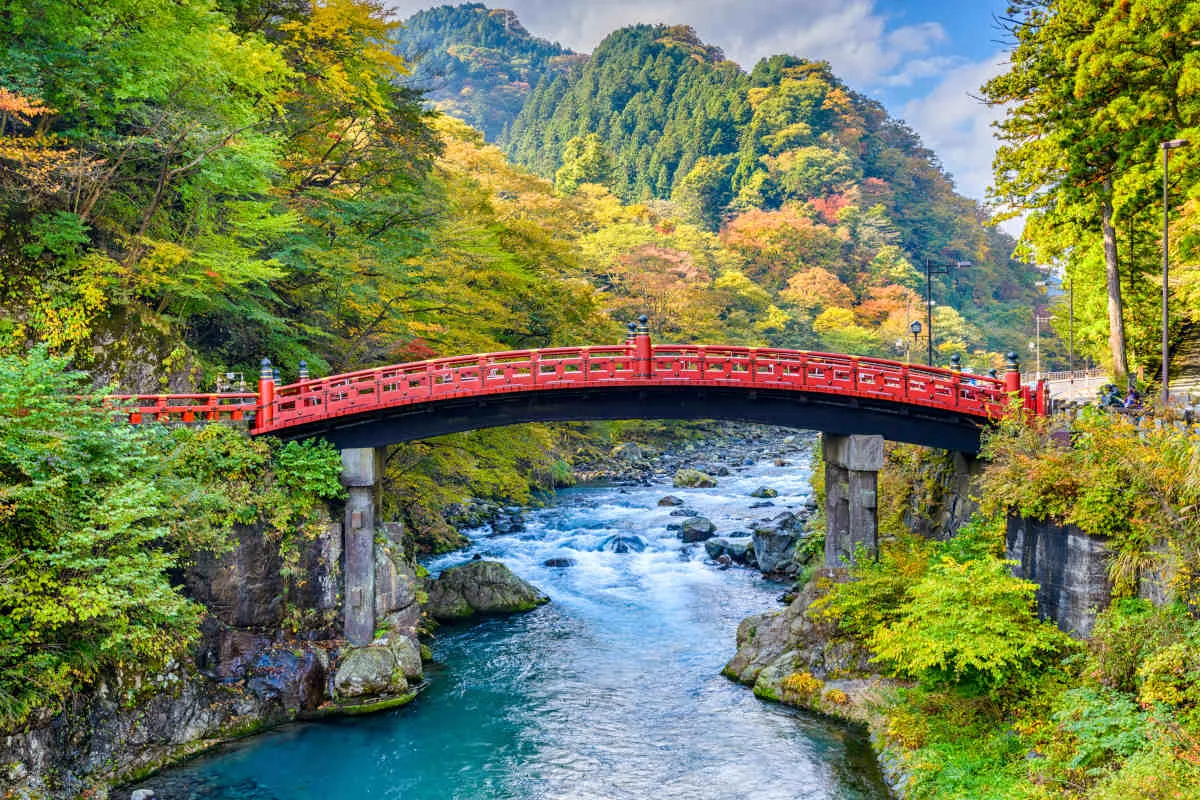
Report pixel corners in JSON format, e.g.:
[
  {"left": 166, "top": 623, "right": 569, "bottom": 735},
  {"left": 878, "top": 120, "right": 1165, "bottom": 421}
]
[{"left": 115, "top": 324, "right": 1045, "bottom": 454}]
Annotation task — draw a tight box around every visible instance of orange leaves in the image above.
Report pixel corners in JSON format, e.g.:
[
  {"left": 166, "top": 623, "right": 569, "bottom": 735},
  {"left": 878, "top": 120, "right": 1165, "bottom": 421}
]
[
  {"left": 719, "top": 204, "right": 844, "bottom": 288},
  {"left": 780, "top": 266, "right": 853, "bottom": 313},
  {"left": 0, "top": 88, "right": 54, "bottom": 132}
]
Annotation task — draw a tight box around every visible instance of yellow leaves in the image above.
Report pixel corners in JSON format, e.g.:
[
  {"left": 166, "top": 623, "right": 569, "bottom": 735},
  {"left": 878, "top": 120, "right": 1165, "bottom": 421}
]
[
  {"left": 780, "top": 266, "right": 854, "bottom": 313},
  {"left": 132, "top": 239, "right": 190, "bottom": 297},
  {"left": 754, "top": 304, "right": 791, "bottom": 334},
  {"left": 782, "top": 670, "right": 824, "bottom": 698},
  {"left": 813, "top": 306, "right": 855, "bottom": 333},
  {"left": 282, "top": 0, "right": 408, "bottom": 91}
]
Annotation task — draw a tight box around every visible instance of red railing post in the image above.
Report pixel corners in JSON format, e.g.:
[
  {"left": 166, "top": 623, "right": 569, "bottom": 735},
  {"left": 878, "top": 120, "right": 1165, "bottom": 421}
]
[
  {"left": 257, "top": 358, "right": 275, "bottom": 431},
  {"left": 634, "top": 314, "right": 652, "bottom": 378},
  {"left": 1004, "top": 351, "right": 1021, "bottom": 395}
]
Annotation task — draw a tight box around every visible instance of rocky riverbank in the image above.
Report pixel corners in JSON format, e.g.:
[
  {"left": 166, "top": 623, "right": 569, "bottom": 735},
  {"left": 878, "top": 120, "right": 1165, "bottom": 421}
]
[
  {"left": 1, "top": 505, "right": 553, "bottom": 799},
  {"left": 722, "top": 574, "right": 907, "bottom": 797}
]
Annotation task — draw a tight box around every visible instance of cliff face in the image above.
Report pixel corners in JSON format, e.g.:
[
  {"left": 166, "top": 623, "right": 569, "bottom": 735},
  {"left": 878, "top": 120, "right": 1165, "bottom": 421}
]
[{"left": 0, "top": 510, "right": 425, "bottom": 799}]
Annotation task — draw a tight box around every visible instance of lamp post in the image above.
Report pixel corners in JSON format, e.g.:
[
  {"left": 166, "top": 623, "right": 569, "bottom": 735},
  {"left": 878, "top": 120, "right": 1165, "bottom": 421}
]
[
  {"left": 1162, "top": 138, "right": 1189, "bottom": 407},
  {"left": 908, "top": 320, "right": 922, "bottom": 365},
  {"left": 1034, "top": 314, "right": 1052, "bottom": 382},
  {"left": 924, "top": 258, "right": 970, "bottom": 366}
]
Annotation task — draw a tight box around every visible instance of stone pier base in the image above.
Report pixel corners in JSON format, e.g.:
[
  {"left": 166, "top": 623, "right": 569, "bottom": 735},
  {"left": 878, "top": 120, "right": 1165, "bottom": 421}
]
[
  {"left": 823, "top": 434, "right": 884, "bottom": 568},
  {"left": 341, "top": 447, "right": 382, "bottom": 645}
]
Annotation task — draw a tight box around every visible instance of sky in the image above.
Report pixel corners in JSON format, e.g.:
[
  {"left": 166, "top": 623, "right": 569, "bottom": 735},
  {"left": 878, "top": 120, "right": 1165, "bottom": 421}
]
[{"left": 387, "top": 0, "right": 1017, "bottom": 228}]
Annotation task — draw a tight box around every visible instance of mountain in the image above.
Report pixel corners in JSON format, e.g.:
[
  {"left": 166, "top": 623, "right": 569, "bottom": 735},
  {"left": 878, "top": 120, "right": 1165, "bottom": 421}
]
[
  {"left": 394, "top": 3, "right": 583, "bottom": 140},
  {"left": 394, "top": 8, "right": 1038, "bottom": 361}
]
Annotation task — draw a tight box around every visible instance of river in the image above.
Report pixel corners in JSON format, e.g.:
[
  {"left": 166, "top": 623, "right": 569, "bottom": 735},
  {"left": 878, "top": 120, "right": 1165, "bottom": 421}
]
[{"left": 128, "top": 433, "right": 889, "bottom": 799}]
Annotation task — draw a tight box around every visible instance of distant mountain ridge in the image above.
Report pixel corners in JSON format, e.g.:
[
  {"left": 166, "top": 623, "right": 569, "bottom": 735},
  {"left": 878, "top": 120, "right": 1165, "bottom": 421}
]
[{"left": 394, "top": 3, "right": 582, "bottom": 140}]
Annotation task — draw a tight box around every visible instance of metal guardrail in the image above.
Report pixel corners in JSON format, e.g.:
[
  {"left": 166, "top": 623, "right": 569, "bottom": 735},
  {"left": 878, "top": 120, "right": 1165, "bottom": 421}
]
[{"left": 1042, "top": 367, "right": 1107, "bottom": 383}]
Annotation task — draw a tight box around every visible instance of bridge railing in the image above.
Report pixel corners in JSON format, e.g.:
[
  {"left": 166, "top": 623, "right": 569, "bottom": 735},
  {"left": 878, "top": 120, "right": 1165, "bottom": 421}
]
[
  {"left": 105, "top": 337, "right": 1042, "bottom": 433},
  {"left": 255, "top": 344, "right": 1016, "bottom": 435},
  {"left": 109, "top": 393, "right": 258, "bottom": 424}
]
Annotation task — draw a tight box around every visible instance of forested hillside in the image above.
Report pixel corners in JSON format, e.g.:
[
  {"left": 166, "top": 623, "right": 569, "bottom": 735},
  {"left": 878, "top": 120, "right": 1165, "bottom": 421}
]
[
  {"left": 393, "top": 3, "right": 581, "bottom": 140},
  {"left": 0, "top": 0, "right": 609, "bottom": 391},
  {"left": 395, "top": 15, "right": 1041, "bottom": 367}
]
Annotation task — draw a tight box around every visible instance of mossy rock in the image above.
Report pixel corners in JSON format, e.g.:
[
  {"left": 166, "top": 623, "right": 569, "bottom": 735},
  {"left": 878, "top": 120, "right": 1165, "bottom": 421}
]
[
  {"left": 673, "top": 468, "right": 717, "bottom": 488},
  {"left": 424, "top": 560, "right": 549, "bottom": 622}
]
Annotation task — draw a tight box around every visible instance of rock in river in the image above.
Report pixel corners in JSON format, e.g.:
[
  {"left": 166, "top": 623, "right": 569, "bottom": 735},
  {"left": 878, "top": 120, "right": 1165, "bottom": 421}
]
[
  {"left": 598, "top": 535, "right": 647, "bottom": 553},
  {"left": 705, "top": 536, "right": 755, "bottom": 566},
  {"left": 424, "top": 560, "right": 549, "bottom": 621},
  {"left": 673, "top": 468, "right": 718, "bottom": 488},
  {"left": 680, "top": 516, "right": 717, "bottom": 543},
  {"left": 751, "top": 512, "right": 805, "bottom": 574},
  {"left": 332, "top": 646, "right": 408, "bottom": 700}
]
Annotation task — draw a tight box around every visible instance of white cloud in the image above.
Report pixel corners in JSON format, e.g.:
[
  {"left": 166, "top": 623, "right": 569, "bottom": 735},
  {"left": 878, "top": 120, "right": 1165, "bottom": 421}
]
[{"left": 899, "top": 54, "right": 1024, "bottom": 236}]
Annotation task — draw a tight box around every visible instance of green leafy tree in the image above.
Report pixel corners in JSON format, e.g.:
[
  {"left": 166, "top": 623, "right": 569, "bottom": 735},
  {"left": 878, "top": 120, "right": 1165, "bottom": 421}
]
[
  {"left": 984, "top": 0, "right": 1200, "bottom": 382},
  {"left": 0, "top": 349, "right": 202, "bottom": 725},
  {"left": 555, "top": 133, "right": 614, "bottom": 194}
]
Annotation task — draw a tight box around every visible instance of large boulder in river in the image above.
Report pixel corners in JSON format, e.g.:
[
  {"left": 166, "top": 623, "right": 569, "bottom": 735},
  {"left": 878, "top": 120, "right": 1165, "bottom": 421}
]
[
  {"left": 612, "top": 442, "right": 644, "bottom": 462},
  {"left": 244, "top": 645, "right": 329, "bottom": 712},
  {"left": 751, "top": 512, "right": 805, "bottom": 574},
  {"left": 657, "top": 495, "right": 685, "bottom": 506},
  {"left": 424, "top": 560, "right": 549, "bottom": 621},
  {"left": 750, "top": 486, "right": 778, "bottom": 499},
  {"left": 680, "top": 516, "right": 717, "bottom": 543},
  {"left": 673, "top": 468, "right": 717, "bottom": 488},
  {"left": 332, "top": 646, "right": 407, "bottom": 699},
  {"left": 705, "top": 536, "right": 755, "bottom": 566},
  {"left": 387, "top": 636, "right": 424, "bottom": 682}
]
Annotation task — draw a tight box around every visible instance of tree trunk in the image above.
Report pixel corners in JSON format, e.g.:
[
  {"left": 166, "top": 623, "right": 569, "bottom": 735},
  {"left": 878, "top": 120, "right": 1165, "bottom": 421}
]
[{"left": 1101, "top": 185, "right": 1128, "bottom": 382}]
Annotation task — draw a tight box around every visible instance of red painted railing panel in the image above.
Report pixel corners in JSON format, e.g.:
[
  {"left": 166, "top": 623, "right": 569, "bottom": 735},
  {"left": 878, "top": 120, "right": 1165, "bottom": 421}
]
[{"left": 110, "top": 393, "right": 258, "bottom": 424}]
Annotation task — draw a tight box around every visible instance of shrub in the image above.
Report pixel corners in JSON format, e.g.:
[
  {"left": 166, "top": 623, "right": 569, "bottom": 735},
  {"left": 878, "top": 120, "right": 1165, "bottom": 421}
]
[
  {"left": 1087, "top": 599, "right": 1188, "bottom": 693},
  {"left": 809, "top": 534, "right": 933, "bottom": 638},
  {"left": 781, "top": 670, "right": 824, "bottom": 701},
  {"left": 869, "top": 556, "right": 1073, "bottom": 693},
  {"left": 1052, "top": 687, "right": 1147, "bottom": 773},
  {"left": 1138, "top": 635, "right": 1200, "bottom": 709},
  {"left": 823, "top": 687, "right": 849, "bottom": 705}
]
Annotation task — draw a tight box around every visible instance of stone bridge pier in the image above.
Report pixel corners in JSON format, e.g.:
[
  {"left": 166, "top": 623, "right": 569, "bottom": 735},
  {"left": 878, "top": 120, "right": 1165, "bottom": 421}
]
[
  {"left": 823, "top": 433, "right": 884, "bottom": 569},
  {"left": 341, "top": 447, "right": 382, "bottom": 645}
]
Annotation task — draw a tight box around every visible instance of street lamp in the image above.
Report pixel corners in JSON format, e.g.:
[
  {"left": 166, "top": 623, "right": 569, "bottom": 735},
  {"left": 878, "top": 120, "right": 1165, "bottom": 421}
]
[
  {"left": 909, "top": 320, "right": 922, "bottom": 365},
  {"left": 924, "top": 258, "right": 970, "bottom": 366},
  {"left": 1162, "top": 138, "right": 1189, "bottom": 407}
]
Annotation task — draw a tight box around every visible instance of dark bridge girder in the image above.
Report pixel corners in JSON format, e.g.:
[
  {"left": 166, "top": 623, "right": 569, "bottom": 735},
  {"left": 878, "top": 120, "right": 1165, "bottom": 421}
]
[{"left": 272, "top": 385, "right": 989, "bottom": 453}]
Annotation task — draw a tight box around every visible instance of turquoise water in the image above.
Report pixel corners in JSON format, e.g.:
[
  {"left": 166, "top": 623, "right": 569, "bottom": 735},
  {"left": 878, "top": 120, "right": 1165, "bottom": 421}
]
[{"left": 130, "top": 444, "right": 888, "bottom": 799}]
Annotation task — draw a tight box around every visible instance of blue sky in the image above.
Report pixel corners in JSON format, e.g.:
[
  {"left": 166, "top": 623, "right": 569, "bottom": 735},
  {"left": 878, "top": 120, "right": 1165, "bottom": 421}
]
[{"left": 387, "top": 0, "right": 1017, "bottom": 226}]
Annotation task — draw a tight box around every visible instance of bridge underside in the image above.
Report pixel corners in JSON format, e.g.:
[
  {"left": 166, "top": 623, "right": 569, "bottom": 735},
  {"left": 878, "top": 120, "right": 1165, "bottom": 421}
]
[{"left": 271, "top": 385, "right": 988, "bottom": 453}]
